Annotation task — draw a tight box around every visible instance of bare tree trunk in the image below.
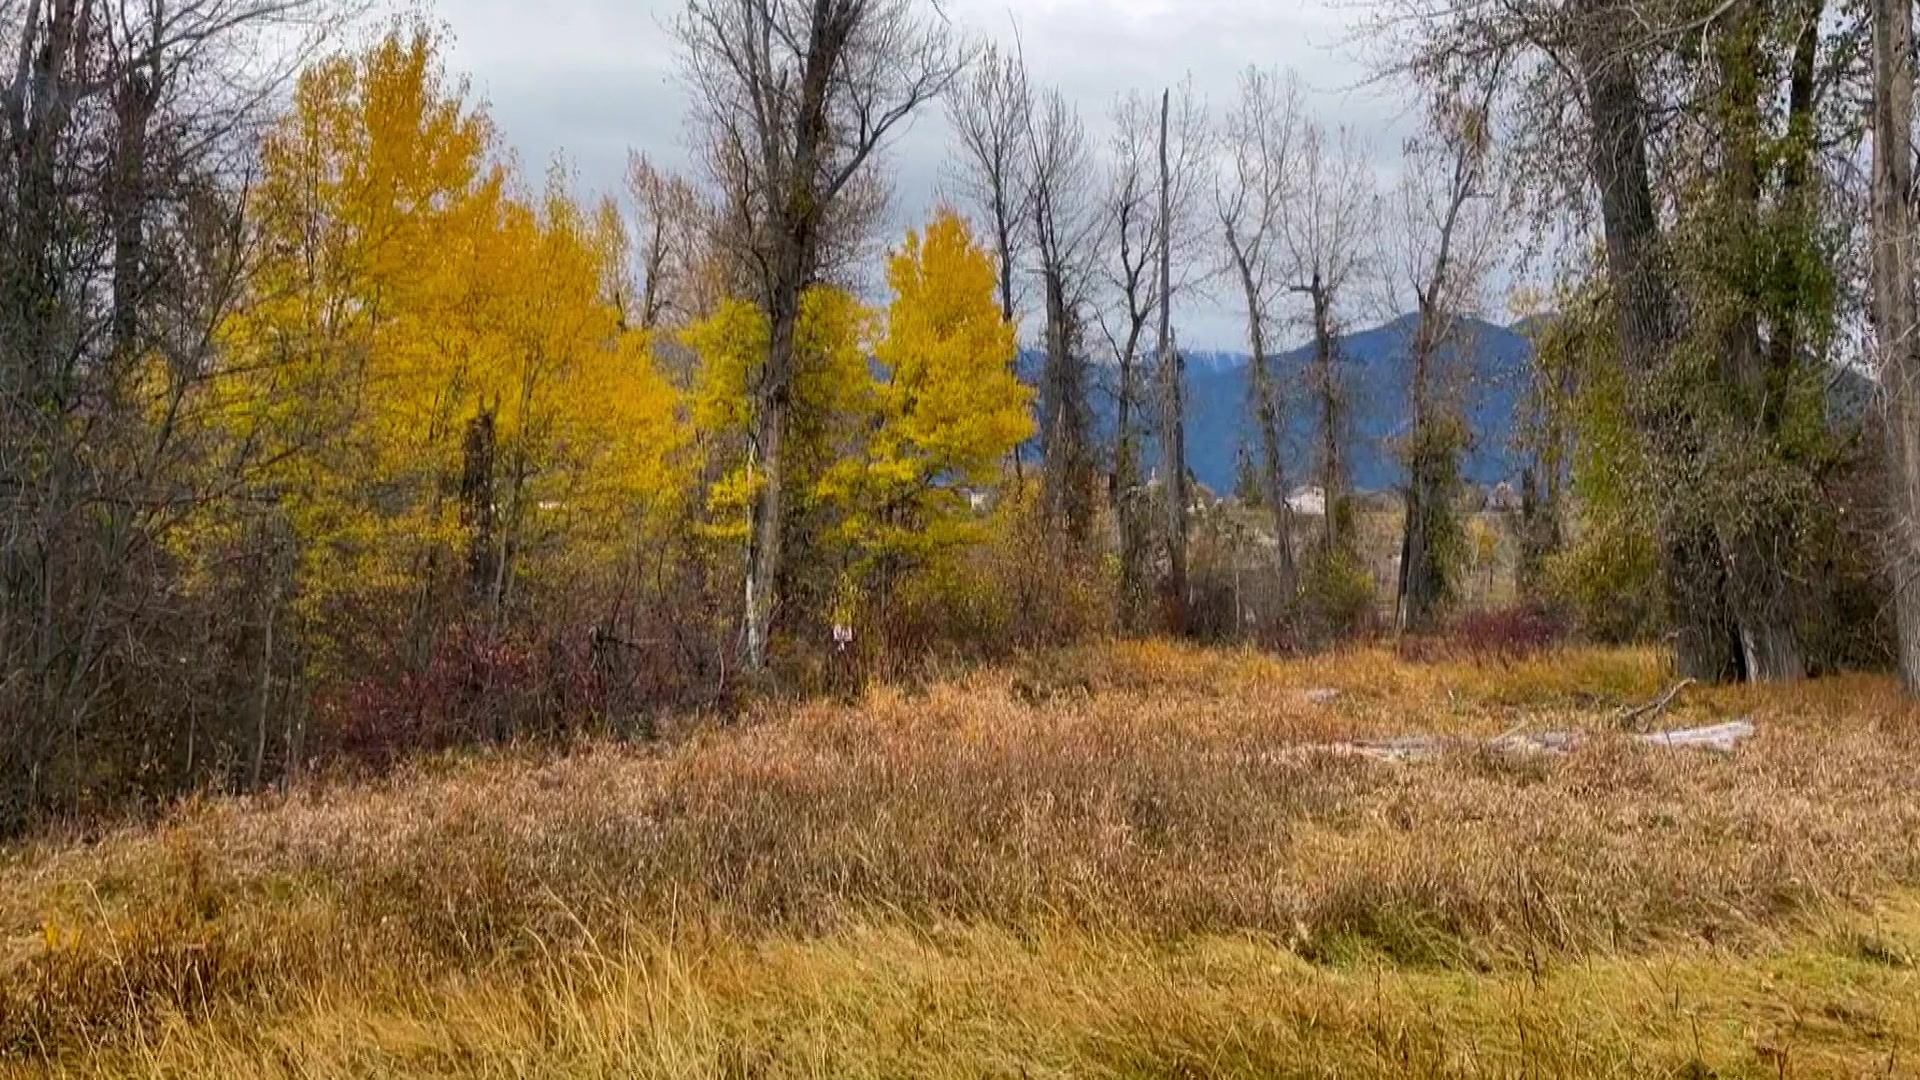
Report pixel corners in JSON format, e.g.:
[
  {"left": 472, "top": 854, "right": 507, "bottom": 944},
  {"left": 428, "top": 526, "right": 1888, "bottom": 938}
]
[
  {"left": 1230, "top": 246, "right": 1296, "bottom": 598},
  {"left": 460, "top": 407, "right": 497, "bottom": 602},
  {"left": 1155, "top": 88, "right": 1187, "bottom": 631},
  {"left": 1039, "top": 264, "right": 1092, "bottom": 541},
  {"left": 1307, "top": 279, "right": 1345, "bottom": 553},
  {"left": 745, "top": 269, "right": 801, "bottom": 676},
  {"left": 108, "top": 65, "right": 156, "bottom": 366},
  {"left": 1870, "top": 0, "right": 1920, "bottom": 692},
  {"left": 996, "top": 207, "right": 1026, "bottom": 487},
  {"left": 1113, "top": 326, "right": 1149, "bottom": 624}
]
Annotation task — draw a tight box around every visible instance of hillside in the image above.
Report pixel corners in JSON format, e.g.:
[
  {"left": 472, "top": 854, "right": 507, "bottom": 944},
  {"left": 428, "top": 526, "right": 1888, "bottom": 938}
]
[{"left": 1023, "top": 314, "right": 1538, "bottom": 494}]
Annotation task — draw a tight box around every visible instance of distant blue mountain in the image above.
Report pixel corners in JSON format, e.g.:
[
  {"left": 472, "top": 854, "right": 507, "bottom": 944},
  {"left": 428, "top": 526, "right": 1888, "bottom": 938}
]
[{"left": 1019, "top": 313, "right": 1537, "bottom": 494}]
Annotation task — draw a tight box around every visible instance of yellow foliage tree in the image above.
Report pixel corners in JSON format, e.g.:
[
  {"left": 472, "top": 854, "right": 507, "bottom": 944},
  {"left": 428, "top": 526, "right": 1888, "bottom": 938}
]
[
  {"left": 821, "top": 209, "right": 1032, "bottom": 561},
  {"left": 210, "top": 24, "right": 684, "bottom": 669},
  {"left": 686, "top": 289, "right": 875, "bottom": 542},
  {"left": 685, "top": 210, "right": 1032, "bottom": 641}
]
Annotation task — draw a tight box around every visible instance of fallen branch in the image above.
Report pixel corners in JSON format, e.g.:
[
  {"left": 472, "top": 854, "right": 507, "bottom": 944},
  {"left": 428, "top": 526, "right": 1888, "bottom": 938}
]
[
  {"left": 1315, "top": 719, "right": 1756, "bottom": 765},
  {"left": 1617, "top": 678, "right": 1696, "bottom": 731}
]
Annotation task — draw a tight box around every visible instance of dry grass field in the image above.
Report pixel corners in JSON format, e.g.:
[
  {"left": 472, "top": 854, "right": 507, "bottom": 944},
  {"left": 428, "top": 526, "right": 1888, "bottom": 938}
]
[{"left": 4, "top": 641, "right": 1919, "bottom": 1078}]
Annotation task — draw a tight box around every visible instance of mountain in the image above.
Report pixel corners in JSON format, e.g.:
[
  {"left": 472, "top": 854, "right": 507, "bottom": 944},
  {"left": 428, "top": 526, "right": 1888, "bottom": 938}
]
[{"left": 1019, "top": 314, "right": 1537, "bottom": 495}]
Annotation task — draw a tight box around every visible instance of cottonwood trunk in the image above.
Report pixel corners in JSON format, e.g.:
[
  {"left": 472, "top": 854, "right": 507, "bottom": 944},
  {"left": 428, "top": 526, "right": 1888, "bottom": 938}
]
[
  {"left": 1155, "top": 89, "right": 1187, "bottom": 631},
  {"left": 1039, "top": 265, "right": 1092, "bottom": 542},
  {"left": 1114, "top": 325, "right": 1149, "bottom": 625},
  {"left": 108, "top": 69, "right": 156, "bottom": 366},
  {"left": 1397, "top": 312, "right": 1440, "bottom": 632},
  {"left": 1714, "top": 5, "right": 1805, "bottom": 682},
  {"left": 1308, "top": 281, "right": 1344, "bottom": 554},
  {"left": 745, "top": 267, "right": 802, "bottom": 676},
  {"left": 1232, "top": 244, "right": 1296, "bottom": 599},
  {"left": 993, "top": 189, "right": 1025, "bottom": 488},
  {"left": 1870, "top": 0, "right": 1920, "bottom": 692},
  {"left": 1573, "top": 8, "right": 1741, "bottom": 682},
  {"left": 460, "top": 408, "right": 497, "bottom": 601}
]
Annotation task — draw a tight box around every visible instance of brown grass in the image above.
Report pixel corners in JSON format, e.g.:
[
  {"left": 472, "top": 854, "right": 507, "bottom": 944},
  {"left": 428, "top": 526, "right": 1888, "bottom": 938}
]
[{"left": 4, "top": 642, "right": 1919, "bottom": 1076}]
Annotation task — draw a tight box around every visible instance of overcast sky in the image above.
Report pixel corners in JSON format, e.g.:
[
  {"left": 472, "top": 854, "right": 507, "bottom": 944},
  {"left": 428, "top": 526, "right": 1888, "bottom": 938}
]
[{"left": 428, "top": 0, "right": 1420, "bottom": 351}]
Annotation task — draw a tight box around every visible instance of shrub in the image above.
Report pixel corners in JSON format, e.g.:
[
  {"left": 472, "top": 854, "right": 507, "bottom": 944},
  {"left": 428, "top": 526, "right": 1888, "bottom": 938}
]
[
  {"left": 1296, "top": 544, "right": 1379, "bottom": 646},
  {"left": 1401, "top": 602, "right": 1570, "bottom": 663}
]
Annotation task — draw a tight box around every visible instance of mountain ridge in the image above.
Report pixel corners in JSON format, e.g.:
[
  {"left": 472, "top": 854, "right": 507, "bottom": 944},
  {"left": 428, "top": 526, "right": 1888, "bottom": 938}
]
[{"left": 1020, "top": 314, "right": 1538, "bottom": 494}]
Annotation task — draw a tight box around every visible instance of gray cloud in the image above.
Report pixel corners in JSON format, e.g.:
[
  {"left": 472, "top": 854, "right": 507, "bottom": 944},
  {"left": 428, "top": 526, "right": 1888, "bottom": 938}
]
[{"left": 435, "top": 0, "right": 1421, "bottom": 350}]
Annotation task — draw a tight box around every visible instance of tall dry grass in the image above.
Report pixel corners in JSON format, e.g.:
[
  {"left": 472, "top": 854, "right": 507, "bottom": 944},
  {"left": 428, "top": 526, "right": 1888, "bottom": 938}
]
[{"left": 3, "top": 642, "right": 1919, "bottom": 1074}]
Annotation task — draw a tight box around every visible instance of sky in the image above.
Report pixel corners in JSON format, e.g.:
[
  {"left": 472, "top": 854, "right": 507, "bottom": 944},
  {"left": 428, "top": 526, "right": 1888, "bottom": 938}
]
[{"left": 425, "top": 0, "right": 1423, "bottom": 351}]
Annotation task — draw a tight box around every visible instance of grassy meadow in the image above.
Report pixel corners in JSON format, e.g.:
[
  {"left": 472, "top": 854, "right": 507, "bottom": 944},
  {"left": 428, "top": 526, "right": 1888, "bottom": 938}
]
[{"left": 3, "top": 641, "right": 1919, "bottom": 1078}]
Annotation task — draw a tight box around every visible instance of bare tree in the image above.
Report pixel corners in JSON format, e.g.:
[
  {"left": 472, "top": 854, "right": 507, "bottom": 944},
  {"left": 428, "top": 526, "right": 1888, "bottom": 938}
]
[
  {"left": 1096, "top": 89, "right": 1160, "bottom": 619},
  {"left": 1216, "top": 65, "right": 1301, "bottom": 601},
  {"left": 1869, "top": 0, "right": 1920, "bottom": 691},
  {"left": 1153, "top": 83, "right": 1211, "bottom": 631},
  {"left": 1087, "top": 79, "right": 1208, "bottom": 615},
  {"left": 1278, "top": 120, "right": 1375, "bottom": 555},
  {"left": 0, "top": 0, "right": 325, "bottom": 826},
  {"left": 1384, "top": 86, "right": 1505, "bottom": 631},
  {"left": 677, "top": 0, "right": 968, "bottom": 676},
  {"left": 1026, "top": 85, "right": 1102, "bottom": 542},
  {"left": 625, "top": 152, "right": 712, "bottom": 330},
  {"left": 944, "top": 40, "right": 1032, "bottom": 325}
]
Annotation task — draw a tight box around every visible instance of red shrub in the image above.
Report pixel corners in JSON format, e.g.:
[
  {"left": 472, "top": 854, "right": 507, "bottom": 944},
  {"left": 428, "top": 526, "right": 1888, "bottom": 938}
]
[{"left": 1399, "top": 603, "right": 1570, "bottom": 663}]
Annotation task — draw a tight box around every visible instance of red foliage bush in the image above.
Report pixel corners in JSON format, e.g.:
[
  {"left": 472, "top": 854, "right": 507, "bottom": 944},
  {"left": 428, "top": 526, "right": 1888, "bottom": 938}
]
[
  {"left": 323, "top": 622, "right": 609, "bottom": 770},
  {"left": 1398, "top": 603, "right": 1571, "bottom": 663}
]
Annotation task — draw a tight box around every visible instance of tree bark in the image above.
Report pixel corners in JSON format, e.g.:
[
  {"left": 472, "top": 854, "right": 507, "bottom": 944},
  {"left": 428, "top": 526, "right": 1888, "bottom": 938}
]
[
  {"left": 1870, "top": 0, "right": 1920, "bottom": 692},
  {"left": 745, "top": 266, "right": 802, "bottom": 676},
  {"left": 1571, "top": 5, "right": 1741, "bottom": 682},
  {"left": 1712, "top": 1, "right": 1804, "bottom": 682},
  {"left": 1229, "top": 237, "right": 1296, "bottom": 598},
  {"left": 1155, "top": 88, "right": 1188, "bottom": 631},
  {"left": 1398, "top": 307, "right": 1439, "bottom": 631},
  {"left": 1113, "top": 317, "right": 1149, "bottom": 624},
  {"left": 460, "top": 406, "right": 497, "bottom": 602},
  {"left": 1039, "top": 259, "right": 1092, "bottom": 542},
  {"left": 1307, "top": 279, "right": 1345, "bottom": 553}
]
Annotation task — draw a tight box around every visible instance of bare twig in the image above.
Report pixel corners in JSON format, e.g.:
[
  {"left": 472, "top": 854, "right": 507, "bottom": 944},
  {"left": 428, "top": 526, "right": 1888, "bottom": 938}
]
[{"left": 1616, "top": 678, "right": 1695, "bottom": 731}]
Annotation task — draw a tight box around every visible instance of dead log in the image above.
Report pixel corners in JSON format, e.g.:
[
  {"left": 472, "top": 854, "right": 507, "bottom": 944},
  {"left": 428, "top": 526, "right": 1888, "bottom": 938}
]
[{"left": 1319, "top": 719, "right": 1755, "bottom": 764}]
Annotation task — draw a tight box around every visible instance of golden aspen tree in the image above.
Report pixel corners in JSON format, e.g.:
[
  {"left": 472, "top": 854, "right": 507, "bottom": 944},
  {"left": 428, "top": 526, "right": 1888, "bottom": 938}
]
[
  {"left": 821, "top": 209, "right": 1032, "bottom": 560},
  {"left": 215, "top": 23, "right": 505, "bottom": 658},
  {"left": 215, "top": 26, "right": 683, "bottom": 670}
]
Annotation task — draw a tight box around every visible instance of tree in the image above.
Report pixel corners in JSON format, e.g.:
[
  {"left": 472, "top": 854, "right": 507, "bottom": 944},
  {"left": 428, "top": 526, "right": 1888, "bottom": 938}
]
[
  {"left": 1153, "top": 86, "right": 1195, "bottom": 631},
  {"left": 221, "top": 27, "right": 687, "bottom": 752},
  {"left": 1869, "top": 0, "right": 1920, "bottom": 691},
  {"left": 1026, "top": 86, "right": 1102, "bottom": 543},
  {"left": 1217, "top": 65, "right": 1302, "bottom": 602},
  {"left": 625, "top": 152, "right": 712, "bottom": 330},
  {"left": 222, "top": 26, "right": 505, "bottom": 656},
  {"left": 1278, "top": 120, "right": 1374, "bottom": 556},
  {"left": 944, "top": 41, "right": 1033, "bottom": 326},
  {"left": 1370, "top": 0, "right": 1849, "bottom": 683},
  {"left": 821, "top": 209, "right": 1033, "bottom": 569},
  {"left": 0, "top": 0, "right": 320, "bottom": 825},
  {"left": 1388, "top": 86, "right": 1504, "bottom": 631},
  {"left": 1097, "top": 90, "right": 1163, "bottom": 621},
  {"left": 1099, "top": 79, "right": 1209, "bottom": 630},
  {"left": 677, "top": 0, "right": 968, "bottom": 677}
]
